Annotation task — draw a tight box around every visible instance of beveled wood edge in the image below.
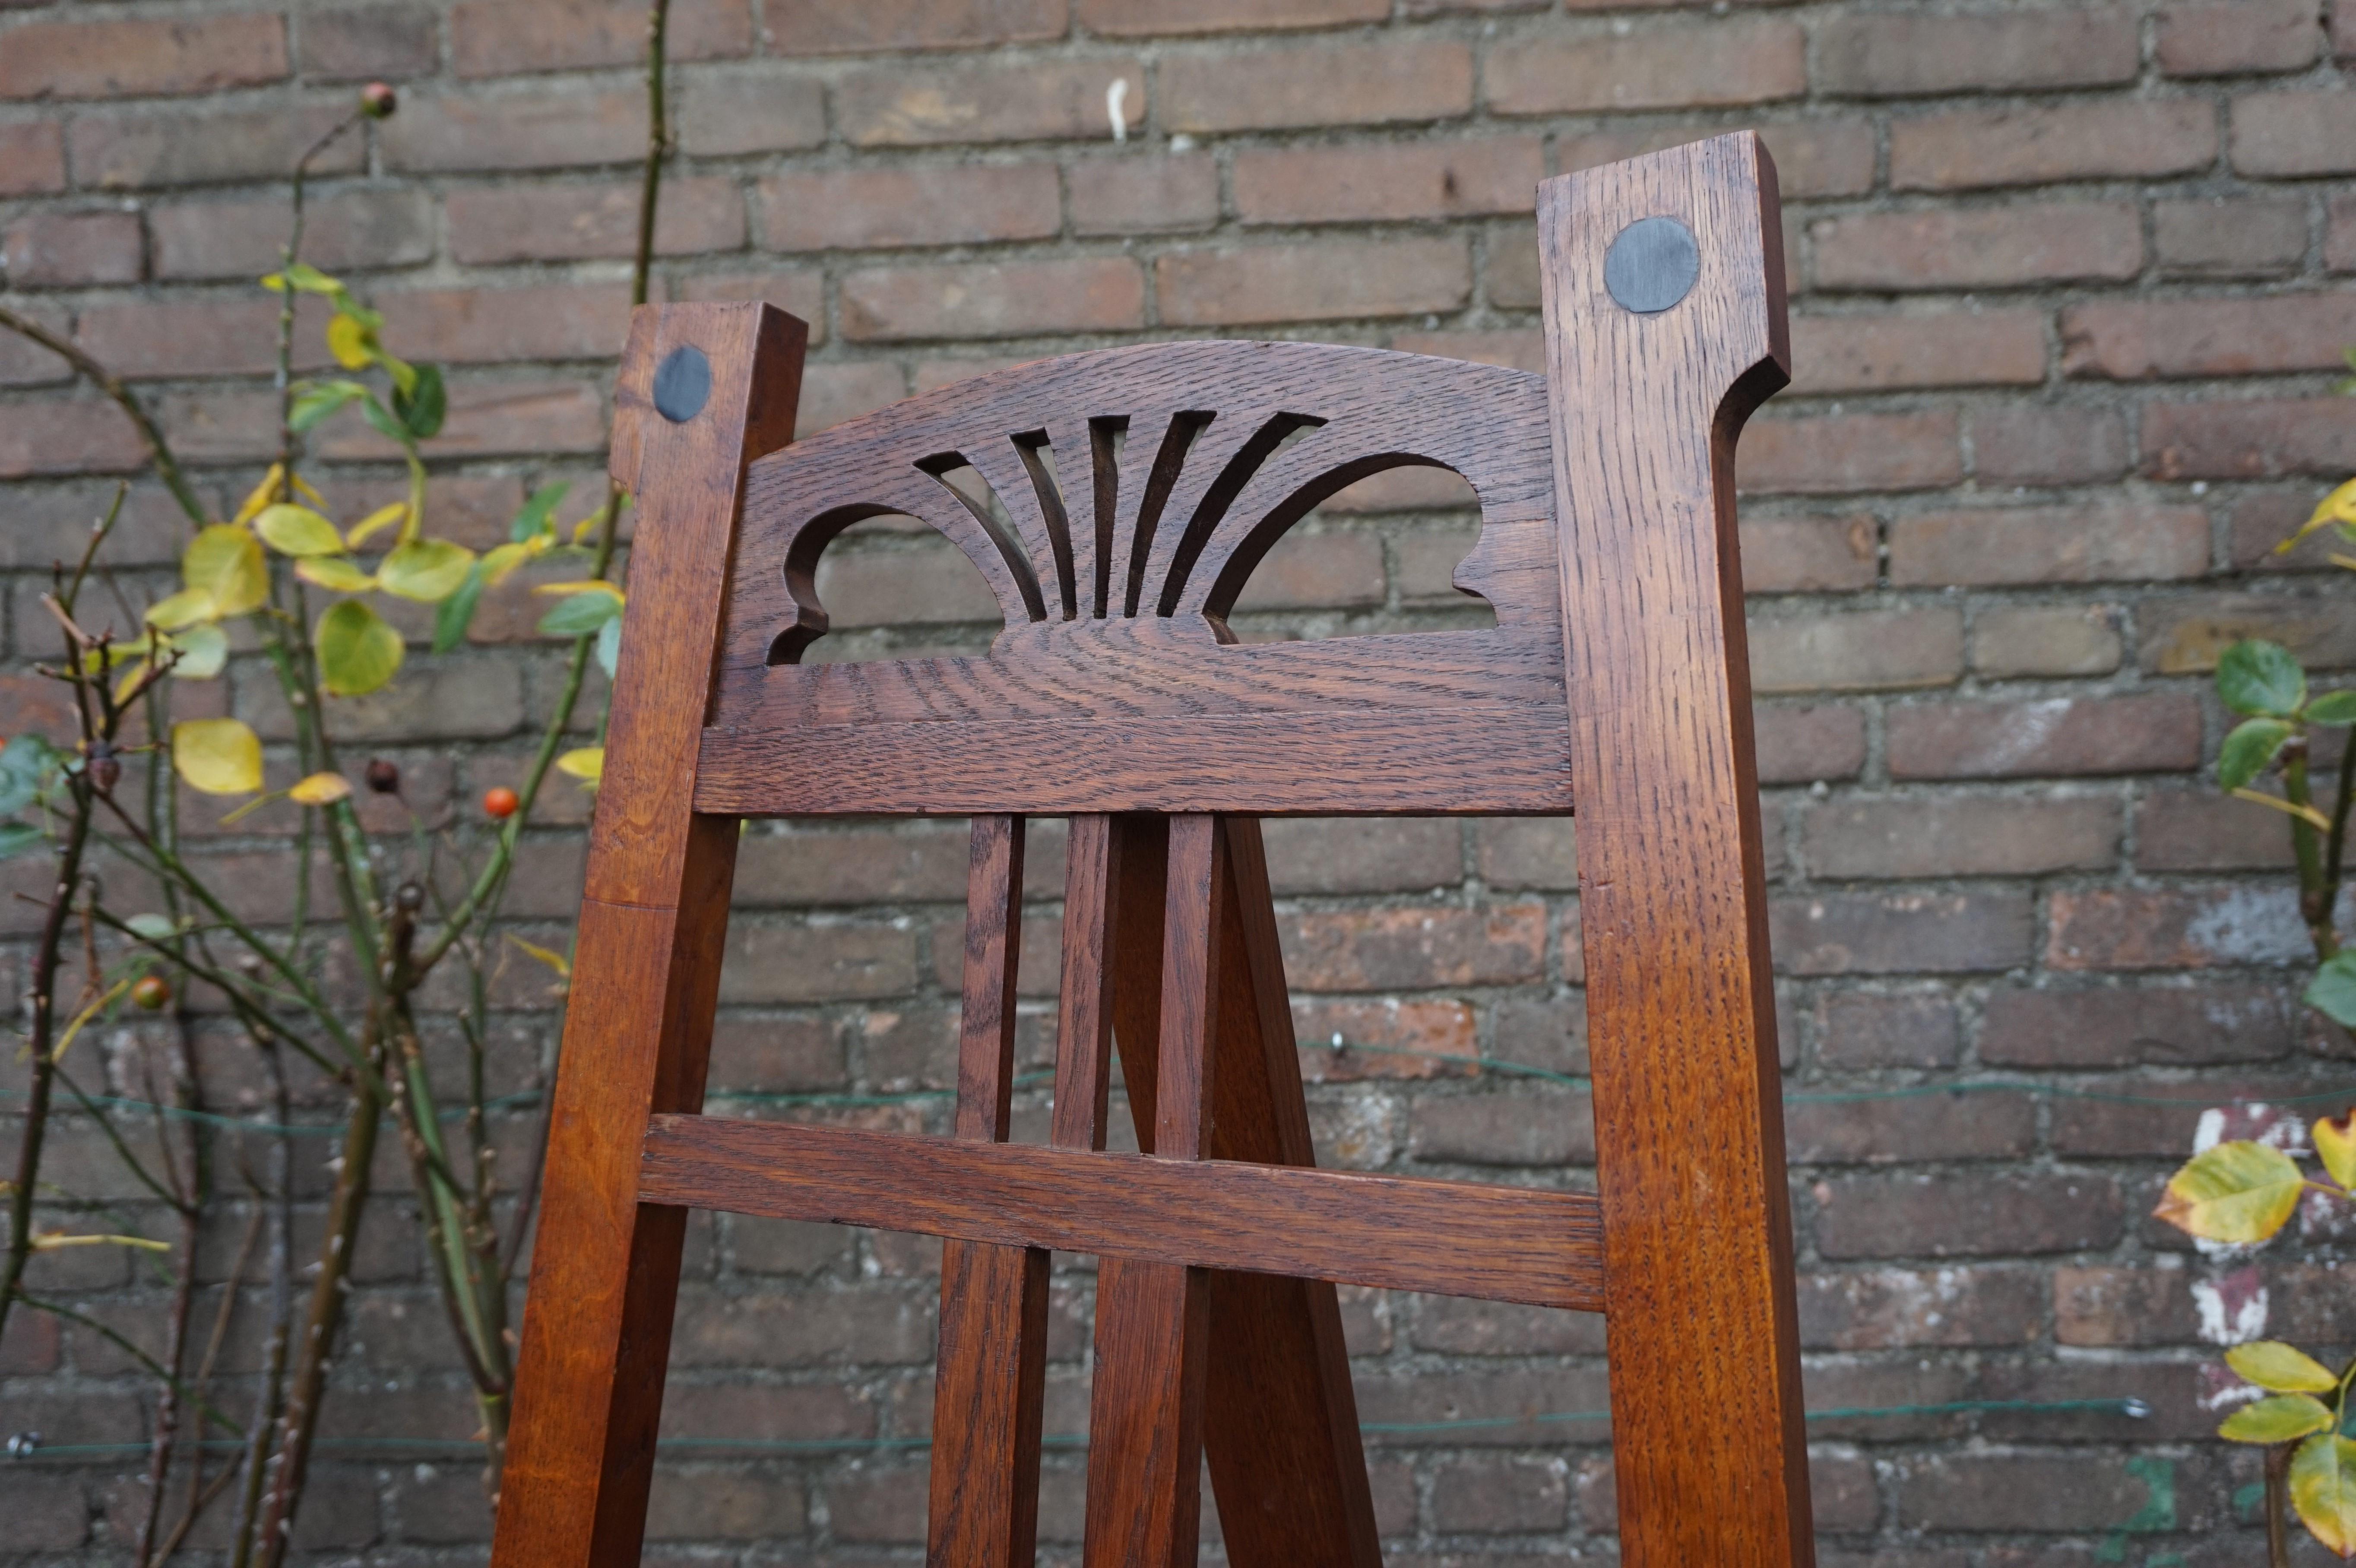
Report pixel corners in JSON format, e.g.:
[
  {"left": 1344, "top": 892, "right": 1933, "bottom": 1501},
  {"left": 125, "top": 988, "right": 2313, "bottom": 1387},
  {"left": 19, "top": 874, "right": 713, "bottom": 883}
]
[{"left": 640, "top": 1115, "right": 1605, "bottom": 1313}]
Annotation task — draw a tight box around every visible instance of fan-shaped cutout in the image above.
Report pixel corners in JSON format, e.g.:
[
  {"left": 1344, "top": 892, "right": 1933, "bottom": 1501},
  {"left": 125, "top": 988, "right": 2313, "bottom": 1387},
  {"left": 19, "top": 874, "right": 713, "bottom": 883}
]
[
  {"left": 1223, "top": 465, "right": 1497, "bottom": 645},
  {"left": 797, "top": 513, "right": 1007, "bottom": 665}
]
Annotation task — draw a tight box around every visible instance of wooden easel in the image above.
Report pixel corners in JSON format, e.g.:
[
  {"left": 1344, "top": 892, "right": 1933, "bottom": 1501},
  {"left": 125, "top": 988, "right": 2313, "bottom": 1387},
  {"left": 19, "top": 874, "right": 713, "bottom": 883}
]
[{"left": 493, "top": 133, "right": 1811, "bottom": 1568}]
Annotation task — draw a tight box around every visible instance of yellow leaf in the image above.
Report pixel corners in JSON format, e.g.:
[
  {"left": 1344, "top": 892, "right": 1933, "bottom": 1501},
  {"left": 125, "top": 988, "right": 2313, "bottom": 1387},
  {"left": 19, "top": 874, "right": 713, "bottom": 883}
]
[
  {"left": 326, "top": 311, "right": 376, "bottom": 370},
  {"left": 315, "top": 599, "right": 403, "bottom": 697},
  {"left": 295, "top": 557, "right": 379, "bottom": 595},
  {"left": 2220, "top": 1393, "right": 2337, "bottom": 1444},
  {"left": 377, "top": 538, "right": 475, "bottom": 603},
  {"left": 143, "top": 587, "right": 218, "bottom": 633},
  {"left": 183, "top": 525, "right": 269, "bottom": 619},
  {"left": 288, "top": 771, "right": 353, "bottom": 806},
  {"left": 2229, "top": 1341, "right": 2342, "bottom": 1394},
  {"left": 167, "top": 623, "right": 228, "bottom": 680},
  {"left": 347, "top": 500, "right": 408, "bottom": 548},
  {"left": 231, "top": 465, "right": 286, "bottom": 527},
  {"left": 506, "top": 934, "right": 572, "bottom": 980},
  {"left": 556, "top": 747, "right": 604, "bottom": 785},
  {"left": 253, "top": 503, "right": 344, "bottom": 558},
  {"left": 2292, "top": 1434, "right": 2356, "bottom": 1556},
  {"left": 534, "top": 579, "right": 624, "bottom": 601},
  {"left": 290, "top": 471, "right": 327, "bottom": 508},
  {"left": 478, "top": 541, "right": 536, "bottom": 588},
  {"left": 173, "top": 718, "right": 263, "bottom": 796},
  {"left": 2154, "top": 1140, "right": 2307, "bottom": 1243},
  {"left": 2318, "top": 1112, "right": 2356, "bottom": 1191}
]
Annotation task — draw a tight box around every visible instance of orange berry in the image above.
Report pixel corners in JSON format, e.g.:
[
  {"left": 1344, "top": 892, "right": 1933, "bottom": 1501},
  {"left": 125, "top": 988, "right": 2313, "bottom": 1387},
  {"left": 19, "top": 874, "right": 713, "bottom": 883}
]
[
  {"left": 482, "top": 786, "right": 520, "bottom": 820},
  {"left": 132, "top": 975, "right": 172, "bottom": 1011}
]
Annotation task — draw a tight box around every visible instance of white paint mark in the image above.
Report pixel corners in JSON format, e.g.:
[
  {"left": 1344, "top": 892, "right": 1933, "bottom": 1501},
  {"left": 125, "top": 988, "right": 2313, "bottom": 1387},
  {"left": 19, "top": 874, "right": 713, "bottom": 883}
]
[
  {"left": 2191, "top": 1264, "right": 2269, "bottom": 1345},
  {"left": 1107, "top": 79, "right": 1130, "bottom": 142}
]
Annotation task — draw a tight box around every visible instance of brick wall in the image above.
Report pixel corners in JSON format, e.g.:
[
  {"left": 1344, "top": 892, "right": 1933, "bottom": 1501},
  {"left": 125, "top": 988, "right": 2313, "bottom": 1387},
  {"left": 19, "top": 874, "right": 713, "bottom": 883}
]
[{"left": 3, "top": 0, "right": 2355, "bottom": 1561}]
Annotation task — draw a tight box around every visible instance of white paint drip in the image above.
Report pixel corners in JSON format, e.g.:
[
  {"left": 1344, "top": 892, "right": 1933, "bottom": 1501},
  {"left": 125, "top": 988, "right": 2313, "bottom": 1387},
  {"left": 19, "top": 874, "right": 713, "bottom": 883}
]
[
  {"left": 2191, "top": 1265, "right": 2269, "bottom": 1346},
  {"left": 1107, "top": 79, "right": 1130, "bottom": 142}
]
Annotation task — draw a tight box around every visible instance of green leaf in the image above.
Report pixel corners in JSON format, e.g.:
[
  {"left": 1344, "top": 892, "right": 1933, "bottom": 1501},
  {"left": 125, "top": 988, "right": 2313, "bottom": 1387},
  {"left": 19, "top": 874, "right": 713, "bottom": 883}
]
[
  {"left": 595, "top": 613, "right": 621, "bottom": 678},
  {"left": 261, "top": 262, "right": 343, "bottom": 296},
  {"left": 2219, "top": 640, "right": 2308, "bottom": 719},
  {"left": 433, "top": 561, "right": 487, "bottom": 655},
  {"left": 167, "top": 622, "right": 228, "bottom": 680},
  {"left": 1, "top": 734, "right": 60, "bottom": 792},
  {"left": 395, "top": 363, "right": 445, "bottom": 440},
  {"left": 2308, "top": 691, "right": 2356, "bottom": 726},
  {"left": 252, "top": 503, "right": 345, "bottom": 558},
  {"left": 2220, "top": 1393, "right": 2336, "bottom": 1444},
  {"left": 143, "top": 587, "right": 216, "bottom": 634},
  {"left": 0, "top": 822, "right": 43, "bottom": 860},
  {"left": 510, "top": 481, "right": 571, "bottom": 544},
  {"left": 171, "top": 718, "right": 263, "bottom": 795},
  {"left": 377, "top": 538, "right": 475, "bottom": 603},
  {"left": 2220, "top": 718, "right": 2295, "bottom": 791},
  {"left": 2228, "top": 1341, "right": 2343, "bottom": 1394},
  {"left": 287, "top": 381, "right": 364, "bottom": 432},
  {"left": 2307, "top": 953, "right": 2356, "bottom": 1029},
  {"left": 360, "top": 394, "right": 411, "bottom": 446},
  {"left": 125, "top": 913, "right": 179, "bottom": 940},
  {"left": 315, "top": 599, "right": 403, "bottom": 697},
  {"left": 2293, "top": 1435, "right": 2356, "bottom": 1556},
  {"left": 0, "top": 774, "right": 33, "bottom": 817},
  {"left": 538, "top": 591, "right": 624, "bottom": 637},
  {"left": 2153, "top": 1139, "right": 2305, "bottom": 1243}
]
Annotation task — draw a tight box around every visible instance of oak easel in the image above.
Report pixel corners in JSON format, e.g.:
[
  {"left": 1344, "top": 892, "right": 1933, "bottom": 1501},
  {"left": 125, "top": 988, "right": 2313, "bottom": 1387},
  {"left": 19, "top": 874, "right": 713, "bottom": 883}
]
[{"left": 493, "top": 133, "right": 1811, "bottom": 1568}]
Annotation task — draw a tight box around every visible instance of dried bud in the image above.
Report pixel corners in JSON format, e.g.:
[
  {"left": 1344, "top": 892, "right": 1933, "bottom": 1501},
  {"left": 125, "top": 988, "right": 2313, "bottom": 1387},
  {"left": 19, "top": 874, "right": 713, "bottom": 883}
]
[
  {"left": 360, "top": 82, "right": 397, "bottom": 119},
  {"left": 89, "top": 744, "right": 120, "bottom": 795},
  {"left": 396, "top": 881, "right": 425, "bottom": 912},
  {"left": 365, "top": 757, "right": 400, "bottom": 795}
]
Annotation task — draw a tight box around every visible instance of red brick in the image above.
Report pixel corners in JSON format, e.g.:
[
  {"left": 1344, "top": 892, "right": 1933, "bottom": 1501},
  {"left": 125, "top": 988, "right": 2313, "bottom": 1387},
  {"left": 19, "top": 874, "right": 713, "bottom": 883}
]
[
  {"left": 2155, "top": 196, "right": 2309, "bottom": 279},
  {"left": 1068, "top": 153, "right": 1219, "bottom": 235},
  {"left": 2, "top": 209, "right": 139, "bottom": 287},
  {"left": 452, "top": 0, "right": 750, "bottom": 76},
  {"left": 1803, "top": 795, "right": 2119, "bottom": 880},
  {"left": 1970, "top": 605, "right": 2124, "bottom": 679},
  {"left": 0, "top": 399, "right": 149, "bottom": 478},
  {"left": 1889, "top": 101, "right": 2217, "bottom": 191},
  {"left": 1981, "top": 984, "right": 2296, "bottom": 1068},
  {"left": 1786, "top": 1089, "right": 2036, "bottom": 1164},
  {"left": 1280, "top": 904, "right": 1547, "bottom": 990},
  {"left": 1790, "top": 310, "right": 2045, "bottom": 395},
  {"left": 0, "top": 13, "right": 288, "bottom": 99},
  {"left": 1739, "top": 411, "right": 1962, "bottom": 495},
  {"left": 150, "top": 189, "right": 434, "bottom": 280},
  {"left": 1773, "top": 891, "right": 2033, "bottom": 976},
  {"left": 0, "top": 298, "right": 69, "bottom": 386},
  {"left": 2233, "top": 91, "right": 2356, "bottom": 177},
  {"left": 1811, "top": 203, "right": 2142, "bottom": 291},
  {"left": 70, "top": 101, "right": 365, "bottom": 188},
  {"left": 795, "top": 362, "right": 907, "bottom": 432},
  {"left": 1812, "top": 989, "right": 1960, "bottom": 1071},
  {"left": 1231, "top": 532, "right": 1386, "bottom": 612},
  {"left": 1079, "top": 0, "right": 1386, "bottom": 37},
  {"left": 2138, "top": 788, "right": 2297, "bottom": 872},
  {"left": 1487, "top": 19, "right": 1805, "bottom": 114},
  {"left": 75, "top": 295, "right": 330, "bottom": 379},
  {"left": 1408, "top": 1088, "right": 1593, "bottom": 1166},
  {"left": 1485, "top": 225, "right": 1541, "bottom": 309},
  {"left": 2143, "top": 397, "right": 2356, "bottom": 481},
  {"left": 382, "top": 86, "right": 648, "bottom": 172},
  {"left": 314, "top": 377, "right": 608, "bottom": 459},
  {"left": 842, "top": 257, "right": 1141, "bottom": 341},
  {"left": 0, "top": 119, "right": 64, "bottom": 196},
  {"left": 1562, "top": 117, "right": 1876, "bottom": 200},
  {"left": 1887, "top": 694, "right": 2202, "bottom": 780},
  {"left": 1157, "top": 238, "right": 1469, "bottom": 327},
  {"left": 1896, "top": 1451, "right": 2178, "bottom": 1533},
  {"left": 1233, "top": 138, "right": 1542, "bottom": 225},
  {"left": 1799, "top": 1265, "right": 2044, "bottom": 1351},
  {"left": 2067, "top": 294, "right": 2356, "bottom": 382},
  {"left": 674, "top": 269, "right": 827, "bottom": 342},
  {"left": 2229, "top": 485, "right": 2343, "bottom": 572},
  {"left": 767, "top": 0, "right": 1064, "bottom": 50},
  {"left": 1755, "top": 703, "right": 1868, "bottom": 784},
  {"left": 839, "top": 57, "right": 1142, "bottom": 144},
  {"left": 2047, "top": 886, "right": 2310, "bottom": 971},
  {"left": 1739, "top": 516, "right": 1878, "bottom": 593},
  {"left": 450, "top": 177, "right": 743, "bottom": 264},
  {"left": 2160, "top": 0, "right": 2321, "bottom": 75},
  {"left": 1970, "top": 405, "right": 2128, "bottom": 487},
  {"left": 676, "top": 72, "right": 828, "bottom": 155},
  {"left": 1817, "top": 1172, "right": 2124, "bottom": 1259},
  {"left": 1162, "top": 41, "right": 1471, "bottom": 133},
  {"left": 1749, "top": 607, "right": 1961, "bottom": 694},
  {"left": 298, "top": 4, "right": 439, "bottom": 81},
  {"left": 1888, "top": 504, "right": 2210, "bottom": 587},
  {"left": 760, "top": 164, "right": 1058, "bottom": 252},
  {"left": 1814, "top": 7, "right": 2138, "bottom": 96},
  {"left": 1431, "top": 1456, "right": 1569, "bottom": 1533},
  {"left": 377, "top": 284, "right": 633, "bottom": 364},
  {"left": 1294, "top": 998, "right": 1476, "bottom": 1080},
  {"left": 2137, "top": 589, "right": 2356, "bottom": 673}
]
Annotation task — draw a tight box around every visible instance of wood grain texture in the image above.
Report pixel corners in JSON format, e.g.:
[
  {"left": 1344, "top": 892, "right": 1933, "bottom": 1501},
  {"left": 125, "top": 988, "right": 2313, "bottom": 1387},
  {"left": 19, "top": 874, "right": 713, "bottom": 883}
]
[
  {"left": 1051, "top": 814, "right": 1119, "bottom": 1151},
  {"left": 494, "top": 303, "right": 805, "bottom": 1568},
  {"left": 953, "top": 815, "right": 1025, "bottom": 1142},
  {"left": 1539, "top": 133, "right": 1811, "bottom": 1567}
]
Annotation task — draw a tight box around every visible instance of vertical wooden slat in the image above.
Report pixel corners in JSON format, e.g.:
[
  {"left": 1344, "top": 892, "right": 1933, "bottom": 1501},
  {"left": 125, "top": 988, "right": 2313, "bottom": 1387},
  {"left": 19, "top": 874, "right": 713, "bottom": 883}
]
[
  {"left": 494, "top": 302, "right": 804, "bottom": 1568},
  {"left": 1052, "top": 814, "right": 1122, "bottom": 1151},
  {"left": 1084, "top": 814, "right": 1220, "bottom": 1568},
  {"left": 928, "top": 815, "right": 1051, "bottom": 1568},
  {"left": 1537, "top": 133, "right": 1812, "bottom": 1567}
]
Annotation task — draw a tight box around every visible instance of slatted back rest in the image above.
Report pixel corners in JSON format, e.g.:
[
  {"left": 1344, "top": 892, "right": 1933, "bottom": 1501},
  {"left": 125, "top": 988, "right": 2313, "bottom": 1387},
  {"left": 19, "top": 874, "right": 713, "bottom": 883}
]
[{"left": 495, "top": 131, "right": 1810, "bottom": 1568}]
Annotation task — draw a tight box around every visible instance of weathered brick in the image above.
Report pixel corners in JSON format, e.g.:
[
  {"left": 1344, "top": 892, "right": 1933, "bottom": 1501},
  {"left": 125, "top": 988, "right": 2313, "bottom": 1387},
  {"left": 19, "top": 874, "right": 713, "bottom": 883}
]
[
  {"left": 2155, "top": 196, "right": 2308, "bottom": 279},
  {"left": 769, "top": 0, "right": 1064, "bottom": 52},
  {"left": 1079, "top": 0, "right": 1387, "bottom": 37},
  {"left": 377, "top": 283, "right": 632, "bottom": 364},
  {"left": 1814, "top": 1172, "right": 2125, "bottom": 1259},
  {"left": 1473, "top": 818, "right": 1576, "bottom": 891},
  {"left": 674, "top": 269, "right": 826, "bottom": 342},
  {"left": 70, "top": 101, "right": 365, "bottom": 188},
  {"left": 317, "top": 377, "right": 609, "bottom": 458},
  {"left": 2139, "top": 589, "right": 2356, "bottom": 675},
  {"left": 2160, "top": 0, "right": 2321, "bottom": 75},
  {"left": 1740, "top": 411, "right": 1962, "bottom": 496},
  {"left": 1970, "top": 404, "right": 2129, "bottom": 488},
  {"left": 1487, "top": 19, "right": 1805, "bottom": 114},
  {"left": 2138, "top": 789, "right": 2296, "bottom": 873},
  {"left": 839, "top": 56, "right": 1141, "bottom": 145},
  {"left": 1163, "top": 41, "right": 1471, "bottom": 133},
  {"left": 2047, "top": 885, "right": 2311, "bottom": 971},
  {"left": 2233, "top": 90, "right": 2356, "bottom": 177},
  {"left": 1812, "top": 989, "right": 1960, "bottom": 1071},
  {"left": 1890, "top": 505, "right": 2209, "bottom": 587},
  {"left": 761, "top": 164, "right": 1058, "bottom": 252},
  {"left": 1409, "top": 1089, "right": 1593, "bottom": 1166},
  {"left": 0, "top": 299, "right": 72, "bottom": 386},
  {"left": 798, "top": 362, "right": 908, "bottom": 432},
  {"left": 1787, "top": 1089, "right": 2036, "bottom": 1165},
  {"left": 675, "top": 72, "right": 828, "bottom": 155},
  {"left": 1748, "top": 608, "right": 1962, "bottom": 694},
  {"left": 382, "top": 86, "right": 648, "bottom": 172},
  {"left": 1983, "top": 983, "right": 2296, "bottom": 1068},
  {"left": 1790, "top": 310, "right": 2045, "bottom": 395},
  {"left": 298, "top": 4, "right": 439, "bottom": 81},
  {"left": 1891, "top": 101, "right": 2217, "bottom": 191},
  {"left": 0, "top": 13, "right": 288, "bottom": 99},
  {"left": 1971, "top": 605, "right": 2124, "bottom": 679},
  {"left": 1740, "top": 516, "right": 1878, "bottom": 593},
  {"left": 841, "top": 257, "right": 1143, "bottom": 340},
  {"left": 1068, "top": 152, "right": 1219, "bottom": 235},
  {"left": 1804, "top": 795, "right": 2119, "bottom": 880},
  {"left": 0, "top": 119, "right": 64, "bottom": 196},
  {"left": 0, "top": 399, "right": 147, "bottom": 478},
  {"left": 2229, "top": 485, "right": 2340, "bottom": 572},
  {"left": 1814, "top": 8, "right": 2138, "bottom": 96},
  {"left": 1772, "top": 891, "right": 2032, "bottom": 976},
  {"left": 151, "top": 189, "right": 434, "bottom": 279},
  {"left": 452, "top": 0, "right": 751, "bottom": 76},
  {"left": 1812, "top": 203, "right": 2142, "bottom": 291},
  {"left": 1295, "top": 997, "right": 1477, "bottom": 1080},
  {"left": 1158, "top": 238, "right": 1469, "bottom": 327},
  {"left": 1887, "top": 694, "right": 2202, "bottom": 780},
  {"left": 1234, "top": 138, "right": 1542, "bottom": 226},
  {"left": 2147, "top": 396, "right": 2356, "bottom": 481},
  {"left": 75, "top": 295, "right": 329, "bottom": 379},
  {"left": 1896, "top": 1451, "right": 2180, "bottom": 1533},
  {"left": 452, "top": 176, "right": 744, "bottom": 263},
  {"left": 1561, "top": 117, "right": 1876, "bottom": 200},
  {"left": 2, "top": 209, "right": 140, "bottom": 287},
  {"left": 1755, "top": 703, "right": 1868, "bottom": 785},
  {"left": 2068, "top": 294, "right": 2356, "bottom": 382},
  {"left": 808, "top": 536, "right": 1000, "bottom": 627},
  {"left": 1431, "top": 1456, "right": 1569, "bottom": 1533},
  {"left": 1281, "top": 904, "right": 1547, "bottom": 990}
]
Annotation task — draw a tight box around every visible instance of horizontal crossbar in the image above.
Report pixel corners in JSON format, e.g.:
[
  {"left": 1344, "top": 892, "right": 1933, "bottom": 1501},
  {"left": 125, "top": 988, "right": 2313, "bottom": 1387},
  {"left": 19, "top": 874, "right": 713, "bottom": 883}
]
[{"left": 640, "top": 1115, "right": 1605, "bottom": 1312}]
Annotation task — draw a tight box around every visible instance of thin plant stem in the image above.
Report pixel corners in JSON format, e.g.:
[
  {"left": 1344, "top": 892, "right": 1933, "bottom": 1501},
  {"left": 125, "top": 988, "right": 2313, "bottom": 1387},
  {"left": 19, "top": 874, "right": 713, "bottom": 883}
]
[{"left": 0, "top": 305, "right": 208, "bottom": 528}]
